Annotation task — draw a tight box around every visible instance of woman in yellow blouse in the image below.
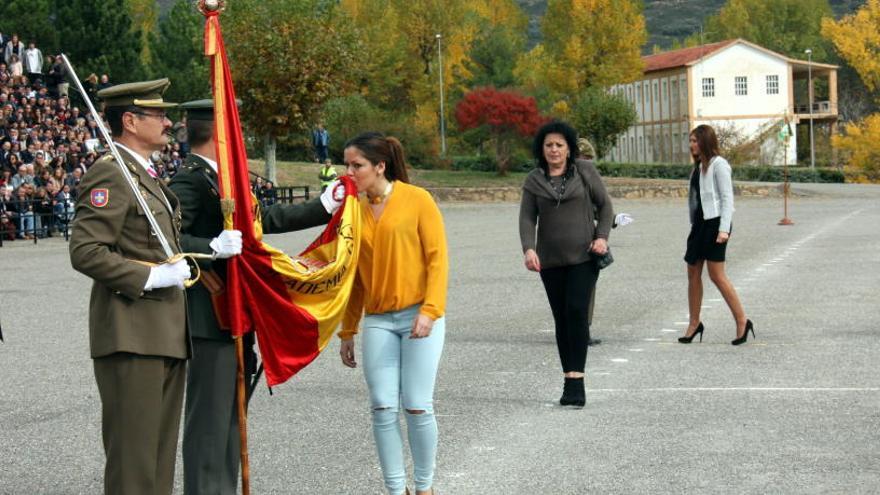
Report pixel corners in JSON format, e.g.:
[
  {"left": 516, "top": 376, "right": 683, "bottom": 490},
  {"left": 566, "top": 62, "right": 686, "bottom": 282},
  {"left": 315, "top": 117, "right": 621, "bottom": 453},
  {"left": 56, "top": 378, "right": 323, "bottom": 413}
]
[{"left": 339, "top": 132, "right": 448, "bottom": 495}]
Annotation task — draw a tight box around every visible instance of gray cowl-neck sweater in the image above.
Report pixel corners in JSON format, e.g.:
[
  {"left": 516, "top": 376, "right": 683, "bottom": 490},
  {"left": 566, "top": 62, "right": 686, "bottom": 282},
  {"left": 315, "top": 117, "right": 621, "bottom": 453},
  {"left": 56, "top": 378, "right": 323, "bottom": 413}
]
[{"left": 519, "top": 159, "right": 614, "bottom": 269}]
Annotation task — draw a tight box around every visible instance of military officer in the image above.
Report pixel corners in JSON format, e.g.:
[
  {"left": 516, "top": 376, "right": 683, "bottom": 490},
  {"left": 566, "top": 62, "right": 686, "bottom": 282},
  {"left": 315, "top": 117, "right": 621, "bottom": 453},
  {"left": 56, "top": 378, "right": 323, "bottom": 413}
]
[
  {"left": 169, "top": 99, "right": 343, "bottom": 495},
  {"left": 69, "top": 79, "right": 190, "bottom": 494}
]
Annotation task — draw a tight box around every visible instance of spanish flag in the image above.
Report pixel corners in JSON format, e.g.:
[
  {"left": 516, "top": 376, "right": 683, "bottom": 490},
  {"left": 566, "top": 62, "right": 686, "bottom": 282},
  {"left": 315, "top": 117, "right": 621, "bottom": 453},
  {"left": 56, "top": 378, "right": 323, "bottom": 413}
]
[{"left": 203, "top": 9, "right": 360, "bottom": 387}]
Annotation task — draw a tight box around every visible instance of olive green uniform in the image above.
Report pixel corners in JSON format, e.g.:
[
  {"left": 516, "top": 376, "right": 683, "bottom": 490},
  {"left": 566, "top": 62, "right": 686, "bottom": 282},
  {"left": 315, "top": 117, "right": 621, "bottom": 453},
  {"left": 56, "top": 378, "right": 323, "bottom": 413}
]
[
  {"left": 170, "top": 152, "right": 330, "bottom": 495},
  {"left": 70, "top": 147, "right": 189, "bottom": 495}
]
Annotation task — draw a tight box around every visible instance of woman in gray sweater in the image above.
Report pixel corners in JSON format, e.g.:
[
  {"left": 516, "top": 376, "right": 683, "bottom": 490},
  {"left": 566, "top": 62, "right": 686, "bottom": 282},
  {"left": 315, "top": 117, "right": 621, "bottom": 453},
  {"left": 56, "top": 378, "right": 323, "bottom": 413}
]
[
  {"left": 679, "top": 124, "right": 754, "bottom": 346},
  {"left": 519, "top": 121, "right": 614, "bottom": 407}
]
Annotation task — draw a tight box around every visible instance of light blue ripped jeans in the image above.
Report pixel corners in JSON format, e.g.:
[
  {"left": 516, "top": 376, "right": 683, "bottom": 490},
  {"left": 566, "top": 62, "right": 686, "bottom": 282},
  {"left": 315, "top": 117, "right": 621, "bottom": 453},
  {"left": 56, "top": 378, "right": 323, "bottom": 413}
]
[{"left": 362, "top": 304, "right": 445, "bottom": 495}]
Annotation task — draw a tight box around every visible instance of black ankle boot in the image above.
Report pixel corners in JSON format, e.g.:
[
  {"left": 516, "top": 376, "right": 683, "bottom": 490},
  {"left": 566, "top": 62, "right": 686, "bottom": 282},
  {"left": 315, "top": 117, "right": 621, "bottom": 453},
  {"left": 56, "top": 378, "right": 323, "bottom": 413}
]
[{"left": 560, "top": 377, "right": 585, "bottom": 407}]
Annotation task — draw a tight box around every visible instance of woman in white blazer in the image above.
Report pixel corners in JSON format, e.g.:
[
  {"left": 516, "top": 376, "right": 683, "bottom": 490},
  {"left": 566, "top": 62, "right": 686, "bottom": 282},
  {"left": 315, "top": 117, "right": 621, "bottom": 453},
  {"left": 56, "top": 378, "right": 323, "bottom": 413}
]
[{"left": 678, "top": 124, "right": 754, "bottom": 346}]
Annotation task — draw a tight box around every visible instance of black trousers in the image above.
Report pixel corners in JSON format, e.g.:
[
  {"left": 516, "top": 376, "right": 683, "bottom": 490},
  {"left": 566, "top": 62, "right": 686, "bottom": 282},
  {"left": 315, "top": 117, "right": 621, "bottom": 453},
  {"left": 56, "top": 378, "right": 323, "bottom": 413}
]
[{"left": 540, "top": 260, "right": 599, "bottom": 373}]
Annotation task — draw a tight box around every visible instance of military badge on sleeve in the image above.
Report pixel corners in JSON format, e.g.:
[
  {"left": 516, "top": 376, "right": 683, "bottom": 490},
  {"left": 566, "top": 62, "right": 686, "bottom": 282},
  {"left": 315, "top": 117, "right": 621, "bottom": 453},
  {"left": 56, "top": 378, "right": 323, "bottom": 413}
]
[{"left": 91, "top": 189, "right": 109, "bottom": 208}]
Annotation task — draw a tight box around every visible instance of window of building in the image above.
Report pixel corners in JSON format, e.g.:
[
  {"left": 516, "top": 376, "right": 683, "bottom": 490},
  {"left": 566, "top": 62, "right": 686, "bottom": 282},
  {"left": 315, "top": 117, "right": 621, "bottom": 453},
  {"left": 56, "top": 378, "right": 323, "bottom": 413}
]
[
  {"left": 654, "top": 81, "right": 659, "bottom": 99},
  {"left": 702, "top": 77, "right": 715, "bottom": 97},
  {"left": 766, "top": 75, "right": 779, "bottom": 95},
  {"left": 735, "top": 76, "right": 748, "bottom": 95},
  {"left": 630, "top": 136, "right": 635, "bottom": 158},
  {"left": 662, "top": 80, "right": 667, "bottom": 99},
  {"left": 638, "top": 85, "right": 643, "bottom": 104}
]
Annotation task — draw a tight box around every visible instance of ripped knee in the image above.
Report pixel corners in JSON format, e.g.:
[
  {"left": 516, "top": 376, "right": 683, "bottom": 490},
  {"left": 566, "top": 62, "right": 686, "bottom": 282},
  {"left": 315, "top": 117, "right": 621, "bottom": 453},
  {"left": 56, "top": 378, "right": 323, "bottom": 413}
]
[{"left": 405, "top": 408, "right": 426, "bottom": 415}]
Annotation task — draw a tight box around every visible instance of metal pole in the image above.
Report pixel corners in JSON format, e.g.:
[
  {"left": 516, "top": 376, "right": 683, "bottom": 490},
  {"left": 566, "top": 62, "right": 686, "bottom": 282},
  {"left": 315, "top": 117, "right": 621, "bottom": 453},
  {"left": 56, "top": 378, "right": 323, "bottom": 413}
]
[
  {"left": 806, "top": 49, "right": 815, "bottom": 169},
  {"left": 436, "top": 33, "right": 447, "bottom": 156}
]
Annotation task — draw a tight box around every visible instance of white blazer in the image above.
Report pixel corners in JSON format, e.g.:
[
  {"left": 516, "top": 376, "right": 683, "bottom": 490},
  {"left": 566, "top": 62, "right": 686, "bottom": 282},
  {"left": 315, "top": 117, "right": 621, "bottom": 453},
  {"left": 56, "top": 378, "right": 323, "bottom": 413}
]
[{"left": 689, "top": 156, "right": 735, "bottom": 232}]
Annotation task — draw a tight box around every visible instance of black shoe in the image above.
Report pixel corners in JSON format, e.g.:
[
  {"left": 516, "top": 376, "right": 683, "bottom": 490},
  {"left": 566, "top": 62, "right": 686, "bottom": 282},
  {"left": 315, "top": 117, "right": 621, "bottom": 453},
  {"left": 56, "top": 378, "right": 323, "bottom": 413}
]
[
  {"left": 587, "top": 338, "right": 602, "bottom": 346},
  {"left": 731, "top": 319, "right": 755, "bottom": 346},
  {"left": 678, "top": 322, "right": 704, "bottom": 344},
  {"left": 560, "top": 377, "right": 585, "bottom": 407}
]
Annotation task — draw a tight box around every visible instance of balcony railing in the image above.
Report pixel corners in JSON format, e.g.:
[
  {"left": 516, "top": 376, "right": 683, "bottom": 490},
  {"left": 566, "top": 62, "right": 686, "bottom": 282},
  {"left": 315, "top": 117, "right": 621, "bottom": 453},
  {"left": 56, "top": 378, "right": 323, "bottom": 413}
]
[{"left": 794, "top": 101, "right": 835, "bottom": 114}]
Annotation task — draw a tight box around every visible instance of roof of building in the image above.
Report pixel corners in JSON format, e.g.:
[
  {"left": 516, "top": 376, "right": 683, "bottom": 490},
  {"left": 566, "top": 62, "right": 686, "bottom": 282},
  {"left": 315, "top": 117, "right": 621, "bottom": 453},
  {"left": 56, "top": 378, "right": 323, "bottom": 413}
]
[
  {"left": 642, "top": 38, "right": 838, "bottom": 74},
  {"left": 643, "top": 40, "right": 737, "bottom": 73}
]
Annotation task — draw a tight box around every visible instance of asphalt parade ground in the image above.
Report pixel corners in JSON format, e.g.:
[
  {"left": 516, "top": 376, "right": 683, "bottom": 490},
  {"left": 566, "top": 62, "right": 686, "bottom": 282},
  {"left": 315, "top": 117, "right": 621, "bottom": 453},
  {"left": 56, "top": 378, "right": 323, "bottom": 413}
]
[{"left": 1, "top": 183, "right": 878, "bottom": 494}]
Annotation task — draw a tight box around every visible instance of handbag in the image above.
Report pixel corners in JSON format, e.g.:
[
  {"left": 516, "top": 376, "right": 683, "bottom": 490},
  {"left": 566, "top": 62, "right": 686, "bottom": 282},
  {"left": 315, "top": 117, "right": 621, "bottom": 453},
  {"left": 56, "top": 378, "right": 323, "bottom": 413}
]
[
  {"left": 595, "top": 249, "right": 614, "bottom": 270},
  {"left": 577, "top": 160, "right": 614, "bottom": 270}
]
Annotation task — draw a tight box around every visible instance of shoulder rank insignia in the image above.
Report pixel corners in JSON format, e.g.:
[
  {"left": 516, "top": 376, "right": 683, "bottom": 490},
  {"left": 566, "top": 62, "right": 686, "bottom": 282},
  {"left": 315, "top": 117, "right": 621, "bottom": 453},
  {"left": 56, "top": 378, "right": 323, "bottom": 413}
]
[{"left": 91, "top": 188, "right": 109, "bottom": 208}]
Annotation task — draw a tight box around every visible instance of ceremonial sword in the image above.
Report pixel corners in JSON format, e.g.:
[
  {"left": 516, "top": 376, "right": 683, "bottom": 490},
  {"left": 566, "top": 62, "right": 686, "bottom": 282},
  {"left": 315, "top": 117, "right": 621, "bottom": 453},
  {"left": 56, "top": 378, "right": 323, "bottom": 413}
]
[{"left": 60, "top": 54, "right": 211, "bottom": 285}]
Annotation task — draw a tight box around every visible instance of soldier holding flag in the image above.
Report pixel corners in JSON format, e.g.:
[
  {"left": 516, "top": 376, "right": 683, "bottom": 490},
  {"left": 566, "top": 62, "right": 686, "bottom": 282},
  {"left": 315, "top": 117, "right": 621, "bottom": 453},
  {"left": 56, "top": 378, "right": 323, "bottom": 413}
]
[{"left": 169, "top": 99, "right": 344, "bottom": 495}]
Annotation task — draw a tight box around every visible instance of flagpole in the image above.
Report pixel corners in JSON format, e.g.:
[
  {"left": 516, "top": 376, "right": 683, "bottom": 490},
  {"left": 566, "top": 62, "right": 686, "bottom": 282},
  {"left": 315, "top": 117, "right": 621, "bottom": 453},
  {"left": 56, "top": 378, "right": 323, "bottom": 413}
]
[
  {"left": 235, "top": 336, "right": 251, "bottom": 495},
  {"left": 197, "top": 2, "right": 252, "bottom": 494}
]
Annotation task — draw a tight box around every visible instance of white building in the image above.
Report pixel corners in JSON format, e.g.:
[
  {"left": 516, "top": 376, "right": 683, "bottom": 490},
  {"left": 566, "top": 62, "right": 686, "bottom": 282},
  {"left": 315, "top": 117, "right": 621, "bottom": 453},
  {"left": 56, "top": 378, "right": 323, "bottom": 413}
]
[{"left": 606, "top": 39, "right": 838, "bottom": 165}]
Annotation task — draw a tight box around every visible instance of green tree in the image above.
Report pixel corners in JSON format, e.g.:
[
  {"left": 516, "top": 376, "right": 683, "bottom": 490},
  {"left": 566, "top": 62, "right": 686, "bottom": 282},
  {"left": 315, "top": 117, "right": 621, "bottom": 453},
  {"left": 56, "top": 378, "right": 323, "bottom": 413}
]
[
  {"left": 148, "top": 0, "right": 209, "bottom": 104},
  {"left": 0, "top": 0, "right": 56, "bottom": 49},
  {"left": 224, "top": 0, "right": 360, "bottom": 180},
  {"left": 125, "top": 0, "right": 159, "bottom": 66},
  {"left": 54, "top": 0, "right": 144, "bottom": 81},
  {"left": 705, "top": 0, "right": 834, "bottom": 61},
  {"left": 459, "top": 21, "right": 527, "bottom": 90},
  {"left": 570, "top": 87, "right": 637, "bottom": 159}
]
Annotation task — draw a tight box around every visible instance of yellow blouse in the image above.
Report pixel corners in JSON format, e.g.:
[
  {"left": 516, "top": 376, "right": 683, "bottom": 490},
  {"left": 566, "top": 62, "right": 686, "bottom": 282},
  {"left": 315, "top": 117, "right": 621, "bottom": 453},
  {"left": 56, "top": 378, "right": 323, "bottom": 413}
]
[{"left": 340, "top": 181, "right": 448, "bottom": 339}]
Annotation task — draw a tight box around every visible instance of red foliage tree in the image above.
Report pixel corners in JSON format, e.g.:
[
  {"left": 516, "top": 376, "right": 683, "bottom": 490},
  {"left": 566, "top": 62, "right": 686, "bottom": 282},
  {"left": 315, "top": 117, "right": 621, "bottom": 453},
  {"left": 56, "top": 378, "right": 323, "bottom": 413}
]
[{"left": 455, "top": 87, "right": 544, "bottom": 175}]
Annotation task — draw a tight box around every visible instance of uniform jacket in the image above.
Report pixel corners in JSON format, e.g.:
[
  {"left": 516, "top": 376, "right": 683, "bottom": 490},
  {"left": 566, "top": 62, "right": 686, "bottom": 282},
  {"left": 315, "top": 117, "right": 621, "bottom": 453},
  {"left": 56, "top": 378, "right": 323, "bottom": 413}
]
[
  {"left": 69, "top": 146, "right": 189, "bottom": 359},
  {"left": 168, "top": 154, "right": 331, "bottom": 341}
]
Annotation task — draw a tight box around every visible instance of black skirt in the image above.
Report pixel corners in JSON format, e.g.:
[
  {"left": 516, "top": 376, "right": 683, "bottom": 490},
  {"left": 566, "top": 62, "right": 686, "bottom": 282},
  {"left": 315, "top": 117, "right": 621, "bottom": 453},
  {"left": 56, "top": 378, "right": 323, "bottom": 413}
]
[{"left": 684, "top": 216, "right": 729, "bottom": 264}]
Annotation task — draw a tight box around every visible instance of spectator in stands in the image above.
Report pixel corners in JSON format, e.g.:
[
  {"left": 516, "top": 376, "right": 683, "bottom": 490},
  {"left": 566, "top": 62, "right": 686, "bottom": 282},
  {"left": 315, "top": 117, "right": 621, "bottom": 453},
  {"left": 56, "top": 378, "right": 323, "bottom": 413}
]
[
  {"left": 262, "top": 181, "right": 277, "bottom": 206},
  {"left": 54, "top": 182, "right": 75, "bottom": 231},
  {"left": 12, "top": 185, "right": 35, "bottom": 239},
  {"left": 4, "top": 34, "right": 24, "bottom": 66},
  {"left": 10, "top": 163, "right": 29, "bottom": 189},
  {"left": 9, "top": 55, "right": 23, "bottom": 85},
  {"left": 34, "top": 185, "right": 54, "bottom": 237},
  {"left": 64, "top": 167, "right": 82, "bottom": 199},
  {"left": 24, "top": 42, "right": 43, "bottom": 84},
  {"left": 97, "top": 74, "right": 111, "bottom": 91}
]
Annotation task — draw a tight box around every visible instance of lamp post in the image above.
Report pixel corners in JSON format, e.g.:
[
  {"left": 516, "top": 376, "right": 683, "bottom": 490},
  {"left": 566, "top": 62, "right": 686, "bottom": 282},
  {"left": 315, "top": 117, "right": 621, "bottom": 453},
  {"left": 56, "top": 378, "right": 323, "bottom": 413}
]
[
  {"left": 436, "top": 33, "right": 447, "bottom": 156},
  {"left": 805, "top": 48, "right": 815, "bottom": 169}
]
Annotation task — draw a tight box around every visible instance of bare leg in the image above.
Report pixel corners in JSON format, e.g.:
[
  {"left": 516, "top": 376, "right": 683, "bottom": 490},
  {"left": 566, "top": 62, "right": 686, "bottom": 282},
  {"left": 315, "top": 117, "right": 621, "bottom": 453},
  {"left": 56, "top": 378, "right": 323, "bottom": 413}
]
[
  {"left": 686, "top": 260, "right": 704, "bottom": 336},
  {"left": 706, "top": 261, "right": 747, "bottom": 337}
]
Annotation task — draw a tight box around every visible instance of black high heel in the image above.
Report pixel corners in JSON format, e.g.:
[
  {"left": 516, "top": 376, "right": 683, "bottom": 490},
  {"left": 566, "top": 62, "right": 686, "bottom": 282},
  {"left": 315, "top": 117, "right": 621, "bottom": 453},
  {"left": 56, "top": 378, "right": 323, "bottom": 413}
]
[
  {"left": 678, "top": 322, "right": 704, "bottom": 344},
  {"left": 731, "top": 319, "right": 755, "bottom": 346}
]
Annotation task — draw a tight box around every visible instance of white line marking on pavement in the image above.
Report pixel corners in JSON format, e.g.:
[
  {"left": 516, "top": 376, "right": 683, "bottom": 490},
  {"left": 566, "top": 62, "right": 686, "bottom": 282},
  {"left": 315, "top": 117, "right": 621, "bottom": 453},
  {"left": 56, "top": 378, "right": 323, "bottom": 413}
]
[
  {"left": 661, "top": 328, "right": 678, "bottom": 333},
  {"left": 674, "top": 322, "right": 688, "bottom": 325},
  {"left": 643, "top": 338, "right": 660, "bottom": 342},
  {"left": 610, "top": 358, "right": 629, "bottom": 363},
  {"left": 628, "top": 349, "right": 644, "bottom": 352},
  {"left": 589, "top": 387, "right": 880, "bottom": 393}
]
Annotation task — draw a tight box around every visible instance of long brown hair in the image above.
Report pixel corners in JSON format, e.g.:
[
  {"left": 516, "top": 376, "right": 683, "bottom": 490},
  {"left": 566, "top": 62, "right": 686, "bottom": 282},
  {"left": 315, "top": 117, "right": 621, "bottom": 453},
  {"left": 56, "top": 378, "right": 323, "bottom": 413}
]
[
  {"left": 343, "top": 132, "right": 410, "bottom": 183},
  {"left": 690, "top": 124, "right": 720, "bottom": 171}
]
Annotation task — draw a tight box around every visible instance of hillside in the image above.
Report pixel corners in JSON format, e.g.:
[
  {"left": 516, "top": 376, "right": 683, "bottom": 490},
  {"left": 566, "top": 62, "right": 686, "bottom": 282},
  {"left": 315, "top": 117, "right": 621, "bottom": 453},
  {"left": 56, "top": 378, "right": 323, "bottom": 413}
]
[{"left": 517, "top": 0, "right": 864, "bottom": 51}]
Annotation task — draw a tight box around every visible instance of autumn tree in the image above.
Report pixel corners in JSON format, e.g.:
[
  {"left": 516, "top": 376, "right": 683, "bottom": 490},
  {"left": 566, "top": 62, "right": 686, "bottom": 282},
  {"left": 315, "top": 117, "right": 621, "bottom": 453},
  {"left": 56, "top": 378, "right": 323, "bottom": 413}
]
[
  {"left": 539, "top": 0, "right": 647, "bottom": 90},
  {"left": 821, "top": 0, "right": 880, "bottom": 93},
  {"left": 455, "top": 87, "right": 544, "bottom": 175},
  {"left": 224, "top": 0, "right": 360, "bottom": 180},
  {"left": 570, "top": 87, "right": 636, "bottom": 159},
  {"left": 705, "top": 0, "right": 834, "bottom": 61},
  {"left": 832, "top": 114, "right": 880, "bottom": 174}
]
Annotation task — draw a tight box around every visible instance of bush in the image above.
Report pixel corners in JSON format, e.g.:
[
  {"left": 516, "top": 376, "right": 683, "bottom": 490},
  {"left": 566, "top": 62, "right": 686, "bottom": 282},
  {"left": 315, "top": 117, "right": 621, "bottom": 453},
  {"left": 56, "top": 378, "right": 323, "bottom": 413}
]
[
  {"left": 451, "top": 155, "right": 496, "bottom": 172},
  {"left": 596, "top": 162, "right": 845, "bottom": 183}
]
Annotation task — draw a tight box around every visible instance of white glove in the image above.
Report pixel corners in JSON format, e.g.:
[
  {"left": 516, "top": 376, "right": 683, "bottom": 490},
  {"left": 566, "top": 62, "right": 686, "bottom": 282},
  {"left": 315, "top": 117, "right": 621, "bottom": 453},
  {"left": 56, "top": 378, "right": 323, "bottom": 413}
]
[
  {"left": 615, "top": 213, "right": 634, "bottom": 227},
  {"left": 144, "top": 258, "right": 190, "bottom": 291},
  {"left": 209, "top": 229, "right": 242, "bottom": 259},
  {"left": 320, "top": 180, "right": 345, "bottom": 214}
]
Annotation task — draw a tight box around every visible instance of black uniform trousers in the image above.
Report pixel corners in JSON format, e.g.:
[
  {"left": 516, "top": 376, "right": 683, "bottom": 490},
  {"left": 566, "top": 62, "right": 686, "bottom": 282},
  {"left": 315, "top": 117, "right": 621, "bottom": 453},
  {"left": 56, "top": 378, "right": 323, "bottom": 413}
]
[{"left": 539, "top": 260, "right": 600, "bottom": 373}]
